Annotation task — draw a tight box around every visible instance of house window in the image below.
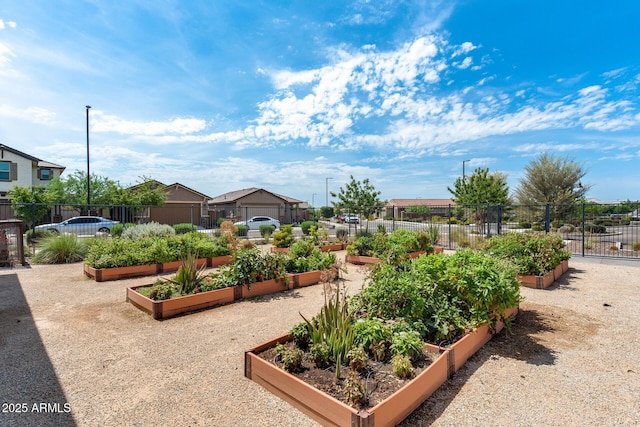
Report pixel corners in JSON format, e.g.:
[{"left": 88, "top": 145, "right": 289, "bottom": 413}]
[
  {"left": 39, "top": 168, "right": 52, "bottom": 180},
  {"left": 0, "top": 162, "right": 10, "bottom": 181}
]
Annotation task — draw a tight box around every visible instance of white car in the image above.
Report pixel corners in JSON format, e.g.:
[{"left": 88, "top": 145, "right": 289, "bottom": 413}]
[
  {"left": 234, "top": 216, "right": 280, "bottom": 230},
  {"left": 35, "top": 216, "right": 120, "bottom": 235}
]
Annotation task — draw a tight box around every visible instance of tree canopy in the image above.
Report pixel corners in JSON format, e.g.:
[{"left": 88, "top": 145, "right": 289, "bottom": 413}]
[
  {"left": 514, "top": 153, "right": 589, "bottom": 205},
  {"left": 448, "top": 167, "right": 509, "bottom": 205},
  {"left": 330, "top": 175, "right": 384, "bottom": 220},
  {"left": 8, "top": 185, "right": 52, "bottom": 223}
]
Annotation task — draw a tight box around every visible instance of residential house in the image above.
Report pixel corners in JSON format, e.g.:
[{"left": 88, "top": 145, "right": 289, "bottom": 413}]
[
  {"left": 208, "top": 187, "right": 306, "bottom": 224},
  {"left": 0, "top": 144, "right": 65, "bottom": 201},
  {"left": 124, "top": 181, "right": 212, "bottom": 227},
  {"left": 385, "top": 198, "right": 455, "bottom": 220}
]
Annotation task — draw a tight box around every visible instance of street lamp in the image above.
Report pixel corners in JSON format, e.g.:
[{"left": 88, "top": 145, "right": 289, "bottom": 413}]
[
  {"left": 86, "top": 105, "right": 91, "bottom": 209},
  {"left": 325, "top": 177, "right": 333, "bottom": 207},
  {"left": 462, "top": 159, "right": 471, "bottom": 180},
  {"left": 312, "top": 193, "right": 316, "bottom": 207}
]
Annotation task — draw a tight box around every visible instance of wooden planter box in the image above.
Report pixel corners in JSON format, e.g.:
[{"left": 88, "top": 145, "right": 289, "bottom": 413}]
[
  {"left": 127, "top": 285, "right": 236, "bottom": 320},
  {"left": 292, "top": 270, "right": 322, "bottom": 288},
  {"left": 345, "top": 251, "right": 427, "bottom": 265},
  {"left": 518, "top": 260, "right": 570, "bottom": 289},
  {"left": 85, "top": 255, "right": 233, "bottom": 282},
  {"left": 245, "top": 307, "right": 518, "bottom": 427},
  {"left": 318, "top": 243, "right": 345, "bottom": 252},
  {"left": 270, "top": 247, "right": 290, "bottom": 253},
  {"left": 127, "top": 274, "right": 298, "bottom": 320}
]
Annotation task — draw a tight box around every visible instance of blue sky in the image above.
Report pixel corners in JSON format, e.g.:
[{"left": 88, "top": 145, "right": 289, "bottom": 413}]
[{"left": 1, "top": 1, "right": 639, "bottom": 204}]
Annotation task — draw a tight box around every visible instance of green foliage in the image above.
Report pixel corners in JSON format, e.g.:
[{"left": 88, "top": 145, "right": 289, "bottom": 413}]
[
  {"left": 300, "top": 221, "right": 319, "bottom": 235},
  {"left": 8, "top": 185, "right": 52, "bottom": 223},
  {"left": 275, "top": 345, "right": 303, "bottom": 373},
  {"left": 351, "top": 251, "right": 521, "bottom": 342},
  {"left": 290, "top": 322, "right": 311, "bottom": 350},
  {"left": 147, "top": 283, "right": 176, "bottom": 301},
  {"left": 335, "top": 227, "right": 349, "bottom": 242},
  {"left": 272, "top": 224, "right": 295, "bottom": 248},
  {"left": 417, "top": 225, "right": 440, "bottom": 247},
  {"left": 405, "top": 205, "right": 431, "bottom": 214},
  {"left": 309, "top": 343, "right": 331, "bottom": 368},
  {"left": 235, "top": 225, "right": 249, "bottom": 237},
  {"left": 25, "top": 228, "right": 54, "bottom": 245},
  {"left": 84, "top": 233, "right": 230, "bottom": 268},
  {"left": 347, "top": 346, "right": 368, "bottom": 371},
  {"left": 161, "top": 251, "right": 209, "bottom": 295},
  {"left": 391, "top": 354, "right": 413, "bottom": 379},
  {"left": 110, "top": 223, "right": 134, "bottom": 237},
  {"left": 514, "top": 152, "right": 589, "bottom": 206},
  {"left": 346, "top": 229, "right": 431, "bottom": 263},
  {"left": 343, "top": 372, "right": 367, "bottom": 407},
  {"left": 286, "top": 240, "right": 337, "bottom": 273},
  {"left": 330, "top": 175, "right": 384, "bottom": 228},
  {"left": 122, "top": 222, "right": 176, "bottom": 240},
  {"left": 484, "top": 232, "right": 571, "bottom": 276},
  {"left": 584, "top": 223, "right": 606, "bottom": 234},
  {"left": 32, "top": 234, "right": 88, "bottom": 264},
  {"left": 259, "top": 224, "right": 275, "bottom": 237},
  {"left": 448, "top": 167, "right": 509, "bottom": 205},
  {"left": 353, "top": 318, "right": 391, "bottom": 361},
  {"left": 301, "top": 290, "right": 355, "bottom": 378},
  {"left": 320, "top": 206, "right": 334, "bottom": 219},
  {"left": 173, "top": 223, "right": 197, "bottom": 234},
  {"left": 207, "top": 248, "right": 288, "bottom": 290},
  {"left": 390, "top": 330, "right": 423, "bottom": 361},
  {"left": 518, "top": 220, "right": 532, "bottom": 229}
]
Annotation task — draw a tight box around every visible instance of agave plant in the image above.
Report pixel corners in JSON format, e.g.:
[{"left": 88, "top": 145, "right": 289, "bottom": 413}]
[{"left": 163, "top": 251, "right": 209, "bottom": 295}]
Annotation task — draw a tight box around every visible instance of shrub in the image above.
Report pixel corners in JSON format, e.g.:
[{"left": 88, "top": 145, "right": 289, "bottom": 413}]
[
  {"left": 377, "top": 224, "right": 386, "bottom": 234},
  {"left": 391, "top": 354, "right": 413, "bottom": 379},
  {"left": 390, "top": 330, "right": 423, "bottom": 361},
  {"left": 519, "top": 220, "right": 532, "bottom": 229},
  {"left": 300, "top": 221, "right": 318, "bottom": 235},
  {"left": 235, "top": 225, "right": 249, "bottom": 237},
  {"left": 25, "top": 228, "right": 53, "bottom": 245},
  {"left": 584, "top": 223, "right": 606, "bottom": 234},
  {"left": 558, "top": 224, "right": 575, "bottom": 233},
  {"left": 110, "top": 223, "right": 135, "bottom": 237},
  {"left": 335, "top": 227, "right": 349, "bottom": 242},
  {"left": 32, "top": 234, "right": 88, "bottom": 264},
  {"left": 173, "top": 223, "right": 197, "bottom": 234},
  {"left": 290, "top": 322, "right": 310, "bottom": 350},
  {"left": 343, "top": 372, "right": 367, "bottom": 407},
  {"left": 122, "top": 222, "right": 176, "bottom": 240},
  {"left": 531, "top": 224, "right": 544, "bottom": 231},
  {"left": 148, "top": 283, "right": 176, "bottom": 301},
  {"left": 259, "top": 224, "right": 275, "bottom": 238},
  {"left": 272, "top": 225, "right": 295, "bottom": 248},
  {"left": 275, "top": 345, "right": 303, "bottom": 373},
  {"left": 353, "top": 318, "right": 391, "bottom": 360},
  {"left": 309, "top": 343, "right": 330, "bottom": 368},
  {"left": 347, "top": 346, "right": 368, "bottom": 371}
]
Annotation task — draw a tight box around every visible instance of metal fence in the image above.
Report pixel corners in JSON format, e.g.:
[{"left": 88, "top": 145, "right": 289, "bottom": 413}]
[{"left": 4, "top": 201, "right": 640, "bottom": 260}]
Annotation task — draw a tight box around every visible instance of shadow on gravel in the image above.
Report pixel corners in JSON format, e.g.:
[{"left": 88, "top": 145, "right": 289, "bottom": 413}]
[
  {"left": 0, "top": 273, "right": 76, "bottom": 427},
  {"left": 398, "top": 306, "right": 559, "bottom": 426}
]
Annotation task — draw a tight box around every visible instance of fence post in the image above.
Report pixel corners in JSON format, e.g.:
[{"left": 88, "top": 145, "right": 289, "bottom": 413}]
[
  {"left": 486, "top": 202, "right": 491, "bottom": 237},
  {"left": 448, "top": 204, "right": 452, "bottom": 249},
  {"left": 581, "top": 202, "right": 585, "bottom": 257},
  {"left": 497, "top": 204, "right": 503, "bottom": 235},
  {"left": 190, "top": 205, "right": 194, "bottom": 225},
  {"left": 545, "top": 204, "right": 551, "bottom": 233},
  {"left": 31, "top": 202, "right": 35, "bottom": 230}
]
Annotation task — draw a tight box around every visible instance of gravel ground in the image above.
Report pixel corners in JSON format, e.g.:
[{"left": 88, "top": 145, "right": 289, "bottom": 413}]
[{"left": 1, "top": 252, "right": 639, "bottom": 427}]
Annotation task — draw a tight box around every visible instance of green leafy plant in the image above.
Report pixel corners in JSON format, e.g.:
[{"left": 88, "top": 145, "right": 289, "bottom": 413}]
[
  {"left": 25, "top": 228, "right": 54, "bottom": 245},
  {"left": 172, "top": 223, "right": 197, "bottom": 234},
  {"left": 272, "top": 224, "right": 295, "bottom": 248},
  {"left": 290, "top": 322, "right": 310, "bottom": 350},
  {"left": 279, "top": 347, "right": 303, "bottom": 373},
  {"left": 347, "top": 346, "right": 368, "bottom": 371},
  {"left": 391, "top": 354, "right": 413, "bottom": 379},
  {"left": 235, "top": 225, "right": 249, "bottom": 237},
  {"left": 259, "top": 224, "right": 275, "bottom": 238},
  {"left": 300, "top": 221, "right": 319, "bottom": 235},
  {"left": 390, "top": 330, "right": 423, "bottom": 361},
  {"left": 162, "top": 251, "right": 209, "bottom": 295},
  {"left": 353, "top": 318, "right": 391, "bottom": 361},
  {"left": 309, "top": 342, "right": 330, "bottom": 368},
  {"left": 122, "top": 222, "right": 176, "bottom": 240},
  {"left": 335, "top": 227, "right": 349, "bottom": 242},
  {"left": 147, "top": 282, "right": 176, "bottom": 301},
  {"left": 32, "top": 234, "right": 88, "bottom": 264},
  {"left": 301, "top": 289, "right": 355, "bottom": 378},
  {"left": 343, "top": 372, "right": 367, "bottom": 407}
]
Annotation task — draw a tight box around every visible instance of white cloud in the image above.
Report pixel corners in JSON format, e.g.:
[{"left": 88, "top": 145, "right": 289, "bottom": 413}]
[
  {"left": 91, "top": 112, "right": 207, "bottom": 136},
  {"left": 0, "top": 19, "right": 17, "bottom": 30}
]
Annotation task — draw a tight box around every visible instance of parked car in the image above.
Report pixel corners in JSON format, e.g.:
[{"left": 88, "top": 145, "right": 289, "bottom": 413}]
[
  {"left": 234, "top": 216, "right": 280, "bottom": 230},
  {"left": 344, "top": 214, "right": 360, "bottom": 224},
  {"left": 35, "top": 216, "right": 120, "bottom": 235}
]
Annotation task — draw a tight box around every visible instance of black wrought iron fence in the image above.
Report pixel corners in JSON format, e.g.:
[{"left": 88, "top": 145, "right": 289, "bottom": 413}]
[{"left": 4, "top": 201, "right": 640, "bottom": 260}]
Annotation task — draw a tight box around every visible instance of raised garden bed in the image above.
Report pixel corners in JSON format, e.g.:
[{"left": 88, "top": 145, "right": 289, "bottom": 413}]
[
  {"left": 245, "top": 307, "right": 518, "bottom": 427},
  {"left": 84, "top": 255, "right": 233, "bottom": 282},
  {"left": 271, "top": 243, "right": 346, "bottom": 254},
  {"left": 518, "top": 259, "right": 569, "bottom": 289},
  {"left": 126, "top": 271, "right": 326, "bottom": 320},
  {"left": 345, "top": 247, "right": 443, "bottom": 265}
]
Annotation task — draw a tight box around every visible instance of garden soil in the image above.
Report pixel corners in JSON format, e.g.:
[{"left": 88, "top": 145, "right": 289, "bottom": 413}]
[{"left": 1, "top": 251, "right": 639, "bottom": 427}]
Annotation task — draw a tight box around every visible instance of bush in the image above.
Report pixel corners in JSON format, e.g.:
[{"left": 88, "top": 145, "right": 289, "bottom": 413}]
[
  {"left": 335, "top": 227, "right": 349, "bottom": 242},
  {"left": 584, "top": 223, "right": 606, "bottom": 234},
  {"left": 122, "top": 222, "right": 176, "bottom": 240},
  {"left": 235, "top": 225, "right": 249, "bottom": 237},
  {"left": 173, "top": 223, "right": 197, "bottom": 234},
  {"left": 391, "top": 354, "right": 413, "bottom": 379},
  {"left": 558, "top": 224, "right": 575, "bottom": 233},
  {"left": 259, "top": 224, "right": 275, "bottom": 238},
  {"left": 300, "top": 221, "right": 318, "bottom": 235},
  {"left": 272, "top": 225, "right": 294, "bottom": 248},
  {"left": 33, "top": 234, "right": 88, "bottom": 264},
  {"left": 25, "top": 228, "right": 53, "bottom": 245},
  {"left": 110, "top": 223, "right": 135, "bottom": 237}
]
